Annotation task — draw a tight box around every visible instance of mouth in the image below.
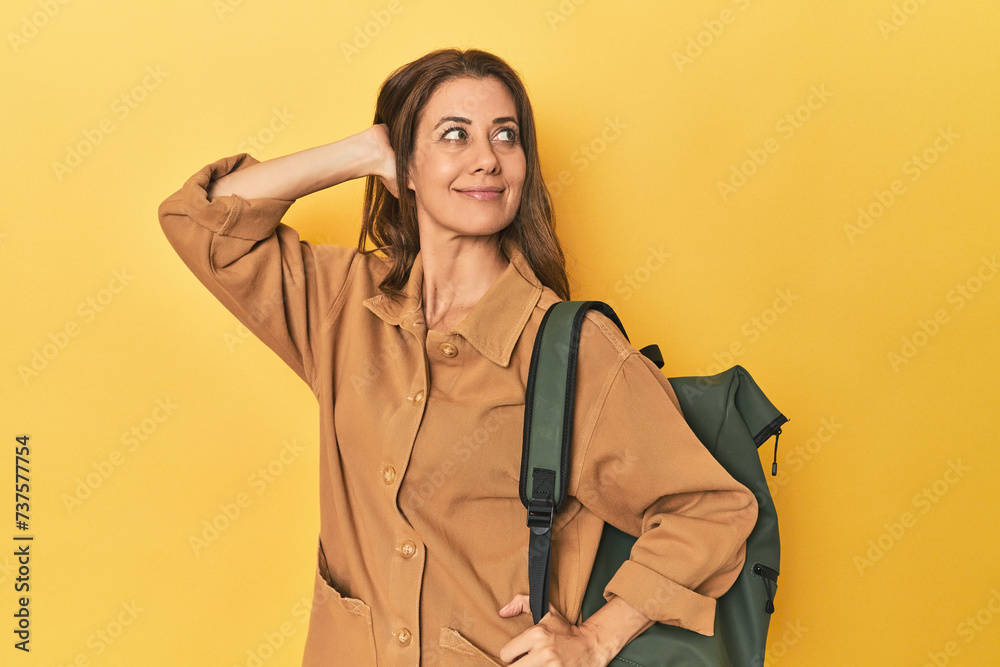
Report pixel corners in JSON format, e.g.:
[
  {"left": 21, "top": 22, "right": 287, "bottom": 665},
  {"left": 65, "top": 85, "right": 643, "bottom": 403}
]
[{"left": 456, "top": 187, "right": 503, "bottom": 200}]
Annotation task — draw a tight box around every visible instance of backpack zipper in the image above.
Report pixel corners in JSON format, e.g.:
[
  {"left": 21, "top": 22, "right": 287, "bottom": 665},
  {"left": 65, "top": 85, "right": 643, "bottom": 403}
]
[{"left": 752, "top": 563, "right": 778, "bottom": 614}]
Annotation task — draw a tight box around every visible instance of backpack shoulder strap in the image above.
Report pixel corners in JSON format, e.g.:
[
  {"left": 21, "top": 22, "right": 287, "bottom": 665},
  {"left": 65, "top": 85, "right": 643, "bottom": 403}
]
[{"left": 520, "top": 299, "right": 628, "bottom": 624}]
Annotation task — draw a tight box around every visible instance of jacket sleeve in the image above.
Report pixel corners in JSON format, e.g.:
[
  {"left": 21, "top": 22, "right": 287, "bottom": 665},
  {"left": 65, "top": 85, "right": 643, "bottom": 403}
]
[
  {"left": 574, "top": 349, "right": 759, "bottom": 636},
  {"left": 157, "top": 153, "right": 359, "bottom": 392}
]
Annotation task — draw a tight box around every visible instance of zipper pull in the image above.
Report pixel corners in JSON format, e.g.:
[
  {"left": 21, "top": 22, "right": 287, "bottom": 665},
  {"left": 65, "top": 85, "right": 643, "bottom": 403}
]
[
  {"left": 753, "top": 564, "right": 778, "bottom": 614},
  {"left": 762, "top": 576, "right": 775, "bottom": 614},
  {"left": 771, "top": 427, "right": 781, "bottom": 476}
]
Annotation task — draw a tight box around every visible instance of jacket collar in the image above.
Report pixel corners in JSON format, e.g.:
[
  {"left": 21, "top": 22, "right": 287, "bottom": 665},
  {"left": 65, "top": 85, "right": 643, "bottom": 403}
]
[{"left": 362, "top": 247, "right": 544, "bottom": 368}]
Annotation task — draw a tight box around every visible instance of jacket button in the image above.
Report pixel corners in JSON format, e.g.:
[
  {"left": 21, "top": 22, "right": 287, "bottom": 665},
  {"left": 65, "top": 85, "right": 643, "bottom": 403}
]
[
  {"left": 382, "top": 466, "right": 396, "bottom": 485},
  {"left": 439, "top": 342, "right": 457, "bottom": 357},
  {"left": 399, "top": 540, "right": 416, "bottom": 558},
  {"left": 412, "top": 390, "right": 424, "bottom": 404},
  {"left": 395, "top": 627, "right": 412, "bottom": 646}
]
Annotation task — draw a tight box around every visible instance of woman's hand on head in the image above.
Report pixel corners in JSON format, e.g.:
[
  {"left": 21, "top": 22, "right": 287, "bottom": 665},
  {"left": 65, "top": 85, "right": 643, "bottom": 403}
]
[
  {"left": 367, "top": 123, "right": 399, "bottom": 199},
  {"left": 497, "top": 593, "right": 613, "bottom": 666}
]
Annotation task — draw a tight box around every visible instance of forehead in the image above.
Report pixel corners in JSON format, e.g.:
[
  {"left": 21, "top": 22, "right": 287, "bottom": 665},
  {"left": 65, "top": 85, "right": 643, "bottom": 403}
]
[{"left": 420, "top": 76, "right": 517, "bottom": 123}]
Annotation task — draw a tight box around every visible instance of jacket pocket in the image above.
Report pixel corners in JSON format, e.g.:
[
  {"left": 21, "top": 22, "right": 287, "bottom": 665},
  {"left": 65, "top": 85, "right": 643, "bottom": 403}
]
[
  {"left": 438, "top": 627, "right": 505, "bottom": 667},
  {"left": 301, "top": 541, "right": 378, "bottom": 666}
]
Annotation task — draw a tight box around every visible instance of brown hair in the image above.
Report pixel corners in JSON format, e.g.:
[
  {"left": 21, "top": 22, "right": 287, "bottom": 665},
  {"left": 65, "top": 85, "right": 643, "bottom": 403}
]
[{"left": 357, "top": 48, "right": 571, "bottom": 302}]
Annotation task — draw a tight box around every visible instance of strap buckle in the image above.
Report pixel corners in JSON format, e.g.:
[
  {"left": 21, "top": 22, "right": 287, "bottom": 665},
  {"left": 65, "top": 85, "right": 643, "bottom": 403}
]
[{"left": 526, "top": 497, "right": 554, "bottom": 535}]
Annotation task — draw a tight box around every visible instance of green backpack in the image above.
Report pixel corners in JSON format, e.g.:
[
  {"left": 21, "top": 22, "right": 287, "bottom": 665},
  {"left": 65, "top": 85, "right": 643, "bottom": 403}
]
[{"left": 520, "top": 300, "right": 786, "bottom": 666}]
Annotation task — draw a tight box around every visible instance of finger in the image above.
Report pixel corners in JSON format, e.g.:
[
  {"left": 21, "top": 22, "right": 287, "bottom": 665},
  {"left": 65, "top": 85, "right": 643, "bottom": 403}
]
[
  {"left": 498, "top": 627, "right": 536, "bottom": 665},
  {"left": 499, "top": 593, "right": 530, "bottom": 617}
]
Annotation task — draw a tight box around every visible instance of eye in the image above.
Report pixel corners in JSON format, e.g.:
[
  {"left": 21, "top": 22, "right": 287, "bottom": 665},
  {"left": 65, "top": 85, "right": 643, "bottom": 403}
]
[
  {"left": 496, "top": 127, "right": 518, "bottom": 144},
  {"left": 442, "top": 125, "right": 467, "bottom": 141}
]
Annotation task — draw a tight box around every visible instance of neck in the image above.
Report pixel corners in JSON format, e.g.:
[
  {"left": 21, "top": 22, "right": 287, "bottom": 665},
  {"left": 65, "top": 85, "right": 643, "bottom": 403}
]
[{"left": 419, "top": 238, "right": 508, "bottom": 330}]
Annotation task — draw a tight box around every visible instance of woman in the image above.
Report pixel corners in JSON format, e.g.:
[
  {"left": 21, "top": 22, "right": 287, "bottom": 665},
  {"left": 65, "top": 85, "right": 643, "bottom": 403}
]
[{"left": 158, "top": 48, "right": 758, "bottom": 666}]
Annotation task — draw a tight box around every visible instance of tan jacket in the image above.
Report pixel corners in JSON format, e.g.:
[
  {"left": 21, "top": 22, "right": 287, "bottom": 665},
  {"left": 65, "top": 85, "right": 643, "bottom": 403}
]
[{"left": 157, "top": 153, "right": 758, "bottom": 666}]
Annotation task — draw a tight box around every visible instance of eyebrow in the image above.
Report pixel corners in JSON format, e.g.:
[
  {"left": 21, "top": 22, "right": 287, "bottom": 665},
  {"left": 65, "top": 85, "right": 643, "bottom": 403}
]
[{"left": 433, "top": 115, "right": 518, "bottom": 129}]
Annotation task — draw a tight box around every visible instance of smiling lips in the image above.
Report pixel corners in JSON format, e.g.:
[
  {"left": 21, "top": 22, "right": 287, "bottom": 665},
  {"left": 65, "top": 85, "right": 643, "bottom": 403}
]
[{"left": 456, "top": 186, "right": 503, "bottom": 200}]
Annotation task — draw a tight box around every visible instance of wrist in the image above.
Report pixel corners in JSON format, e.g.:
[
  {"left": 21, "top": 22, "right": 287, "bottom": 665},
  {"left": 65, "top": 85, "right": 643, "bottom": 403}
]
[
  {"left": 581, "top": 595, "right": 655, "bottom": 658},
  {"left": 360, "top": 126, "right": 392, "bottom": 181}
]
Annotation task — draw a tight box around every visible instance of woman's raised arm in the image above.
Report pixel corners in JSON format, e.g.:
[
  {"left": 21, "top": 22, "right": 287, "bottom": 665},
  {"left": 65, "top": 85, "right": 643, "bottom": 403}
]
[
  {"left": 206, "top": 124, "right": 398, "bottom": 201},
  {"left": 157, "top": 124, "right": 396, "bottom": 390}
]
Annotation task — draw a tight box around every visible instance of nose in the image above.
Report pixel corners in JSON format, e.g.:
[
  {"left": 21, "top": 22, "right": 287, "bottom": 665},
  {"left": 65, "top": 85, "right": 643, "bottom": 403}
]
[{"left": 470, "top": 135, "right": 500, "bottom": 174}]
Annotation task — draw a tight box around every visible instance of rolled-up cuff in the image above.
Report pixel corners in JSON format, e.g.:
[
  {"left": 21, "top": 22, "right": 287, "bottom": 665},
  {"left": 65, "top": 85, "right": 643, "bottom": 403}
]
[
  {"left": 179, "top": 153, "right": 295, "bottom": 239},
  {"left": 603, "top": 559, "right": 717, "bottom": 636}
]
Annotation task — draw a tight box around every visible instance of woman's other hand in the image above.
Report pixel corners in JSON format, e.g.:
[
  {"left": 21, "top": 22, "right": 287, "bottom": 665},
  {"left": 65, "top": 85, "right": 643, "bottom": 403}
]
[{"left": 497, "top": 593, "right": 613, "bottom": 666}]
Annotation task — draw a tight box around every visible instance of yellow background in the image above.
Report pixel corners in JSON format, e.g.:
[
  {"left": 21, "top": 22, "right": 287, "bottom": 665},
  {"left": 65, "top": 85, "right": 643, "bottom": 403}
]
[{"left": 3, "top": 0, "right": 999, "bottom": 665}]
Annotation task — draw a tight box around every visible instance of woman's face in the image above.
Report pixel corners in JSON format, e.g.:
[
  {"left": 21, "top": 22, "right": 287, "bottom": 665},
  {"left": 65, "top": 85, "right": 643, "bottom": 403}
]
[{"left": 407, "top": 76, "right": 526, "bottom": 245}]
